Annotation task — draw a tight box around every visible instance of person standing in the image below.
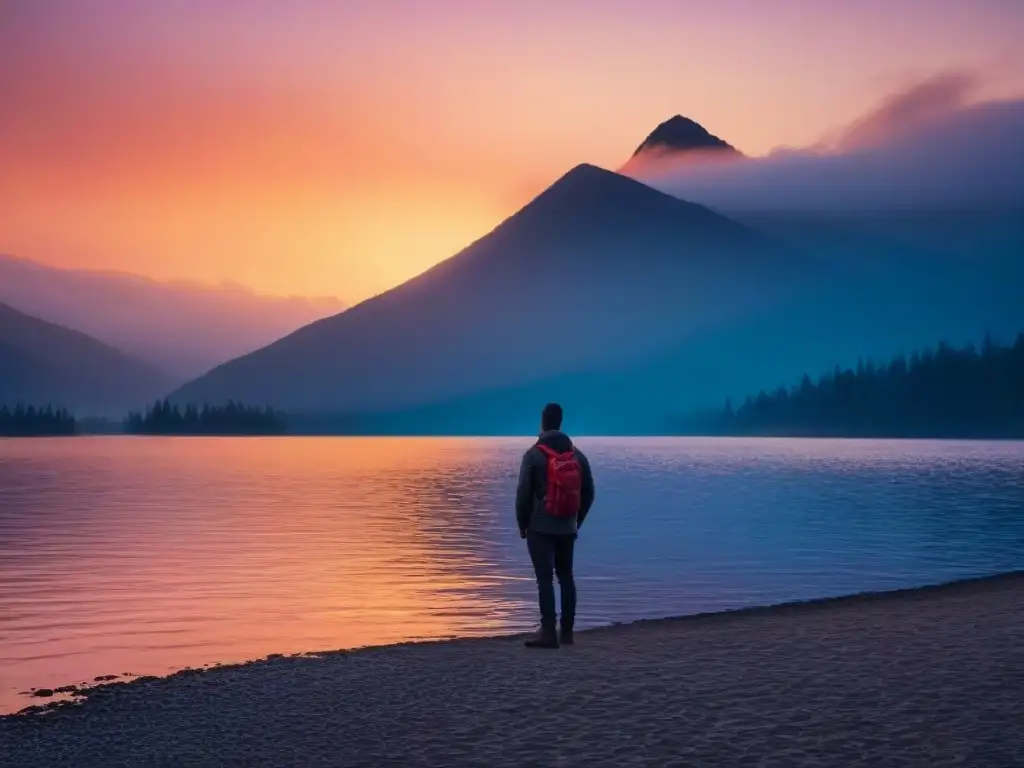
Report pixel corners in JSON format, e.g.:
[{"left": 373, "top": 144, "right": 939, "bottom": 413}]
[{"left": 515, "top": 403, "right": 595, "bottom": 648}]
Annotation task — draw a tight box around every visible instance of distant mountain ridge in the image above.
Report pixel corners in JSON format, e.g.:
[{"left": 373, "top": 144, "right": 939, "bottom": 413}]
[
  {"left": 172, "top": 163, "right": 814, "bottom": 413},
  {"left": 0, "top": 254, "right": 344, "bottom": 379},
  {"left": 0, "top": 303, "right": 171, "bottom": 416}
]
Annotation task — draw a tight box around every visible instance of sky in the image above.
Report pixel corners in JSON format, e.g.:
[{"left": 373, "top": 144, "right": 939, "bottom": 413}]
[{"left": 2, "top": 0, "right": 1023, "bottom": 302}]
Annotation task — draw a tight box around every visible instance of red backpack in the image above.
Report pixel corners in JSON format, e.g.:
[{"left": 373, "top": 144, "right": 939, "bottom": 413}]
[{"left": 536, "top": 444, "right": 583, "bottom": 517}]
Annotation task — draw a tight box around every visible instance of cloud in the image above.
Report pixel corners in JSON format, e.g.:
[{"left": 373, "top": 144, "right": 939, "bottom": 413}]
[
  {"left": 630, "top": 72, "right": 1024, "bottom": 212},
  {"left": 825, "top": 71, "right": 979, "bottom": 152}
]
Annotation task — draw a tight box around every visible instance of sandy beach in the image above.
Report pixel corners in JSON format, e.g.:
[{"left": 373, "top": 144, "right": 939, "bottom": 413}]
[{"left": 2, "top": 573, "right": 1021, "bottom": 767}]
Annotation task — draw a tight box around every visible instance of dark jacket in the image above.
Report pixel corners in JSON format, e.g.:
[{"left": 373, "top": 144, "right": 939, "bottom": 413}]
[{"left": 515, "top": 430, "right": 595, "bottom": 536}]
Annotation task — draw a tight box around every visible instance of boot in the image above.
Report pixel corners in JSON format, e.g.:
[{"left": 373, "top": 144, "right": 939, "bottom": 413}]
[
  {"left": 524, "top": 626, "right": 559, "bottom": 649},
  {"left": 559, "top": 625, "right": 574, "bottom": 646}
]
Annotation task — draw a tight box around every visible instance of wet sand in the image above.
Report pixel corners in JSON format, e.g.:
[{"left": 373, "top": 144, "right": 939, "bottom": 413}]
[{"left": 2, "top": 572, "right": 1022, "bottom": 767}]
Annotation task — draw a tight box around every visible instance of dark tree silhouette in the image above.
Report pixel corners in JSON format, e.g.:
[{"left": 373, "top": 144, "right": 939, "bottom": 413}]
[
  {"left": 0, "top": 404, "right": 77, "bottom": 436},
  {"left": 675, "top": 332, "right": 1024, "bottom": 439},
  {"left": 124, "top": 400, "right": 287, "bottom": 435}
]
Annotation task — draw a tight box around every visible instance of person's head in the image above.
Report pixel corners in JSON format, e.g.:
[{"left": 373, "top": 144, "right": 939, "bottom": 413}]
[{"left": 540, "top": 402, "right": 563, "bottom": 433}]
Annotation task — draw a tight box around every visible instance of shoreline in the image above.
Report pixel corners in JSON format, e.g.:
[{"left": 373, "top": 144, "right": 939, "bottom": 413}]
[
  {"left": 5, "top": 569, "right": 1022, "bottom": 720},
  {"left": 3, "top": 570, "right": 1022, "bottom": 765}
]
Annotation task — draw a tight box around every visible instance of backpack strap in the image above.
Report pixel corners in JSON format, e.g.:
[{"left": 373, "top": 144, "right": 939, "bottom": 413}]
[{"left": 535, "top": 442, "right": 574, "bottom": 458}]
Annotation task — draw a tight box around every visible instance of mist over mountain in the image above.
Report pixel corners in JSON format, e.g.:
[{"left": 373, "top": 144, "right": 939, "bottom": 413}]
[
  {"left": 173, "top": 164, "right": 817, "bottom": 413},
  {"left": 0, "top": 255, "right": 344, "bottom": 379},
  {"left": 0, "top": 303, "right": 171, "bottom": 416},
  {"left": 628, "top": 74, "right": 1024, "bottom": 214},
  {"left": 621, "top": 74, "right": 1024, "bottom": 300}
]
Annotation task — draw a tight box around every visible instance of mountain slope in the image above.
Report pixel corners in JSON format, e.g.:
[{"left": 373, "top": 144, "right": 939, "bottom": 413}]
[
  {"left": 0, "top": 255, "right": 343, "bottom": 378},
  {"left": 0, "top": 303, "right": 171, "bottom": 415},
  {"left": 174, "top": 164, "right": 817, "bottom": 413}
]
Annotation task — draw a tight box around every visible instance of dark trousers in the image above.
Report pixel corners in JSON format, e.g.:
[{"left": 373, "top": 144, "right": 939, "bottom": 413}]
[{"left": 526, "top": 531, "right": 576, "bottom": 631}]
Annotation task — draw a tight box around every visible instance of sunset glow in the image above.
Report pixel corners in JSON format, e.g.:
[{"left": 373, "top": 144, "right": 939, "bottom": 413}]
[{"left": 2, "top": 0, "right": 1022, "bottom": 301}]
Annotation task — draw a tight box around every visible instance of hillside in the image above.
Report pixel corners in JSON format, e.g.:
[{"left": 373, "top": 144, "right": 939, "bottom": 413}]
[
  {"left": 0, "top": 255, "right": 343, "bottom": 379},
  {"left": 0, "top": 303, "right": 171, "bottom": 416},
  {"left": 173, "top": 164, "right": 817, "bottom": 413}
]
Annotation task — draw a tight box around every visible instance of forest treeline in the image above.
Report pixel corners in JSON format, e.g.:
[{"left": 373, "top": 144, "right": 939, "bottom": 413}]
[
  {"left": 1, "top": 401, "right": 288, "bottom": 436},
  {"left": 676, "top": 333, "right": 1024, "bottom": 438},
  {"left": 124, "top": 400, "right": 288, "bottom": 435},
  {"left": 0, "top": 404, "right": 77, "bottom": 436}
]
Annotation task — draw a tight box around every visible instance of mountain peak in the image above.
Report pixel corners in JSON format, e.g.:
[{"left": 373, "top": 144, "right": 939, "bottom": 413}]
[
  {"left": 631, "top": 115, "right": 741, "bottom": 158},
  {"left": 516, "top": 162, "right": 687, "bottom": 222},
  {"left": 556, "top": 162, "right": 635, "bottom": 185},
  {"left": 564, "top": 161, "right": 608, "bottom": 175}
]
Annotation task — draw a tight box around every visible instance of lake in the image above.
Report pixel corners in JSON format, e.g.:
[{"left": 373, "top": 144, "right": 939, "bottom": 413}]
[{"left": 1, "top": 436, "right": 1023, "bottom": 714}]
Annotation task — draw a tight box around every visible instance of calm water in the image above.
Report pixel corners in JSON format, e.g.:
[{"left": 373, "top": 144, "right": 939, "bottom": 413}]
[{"left": 1, "top": 436, "right": 1023, "bottom": 714}]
